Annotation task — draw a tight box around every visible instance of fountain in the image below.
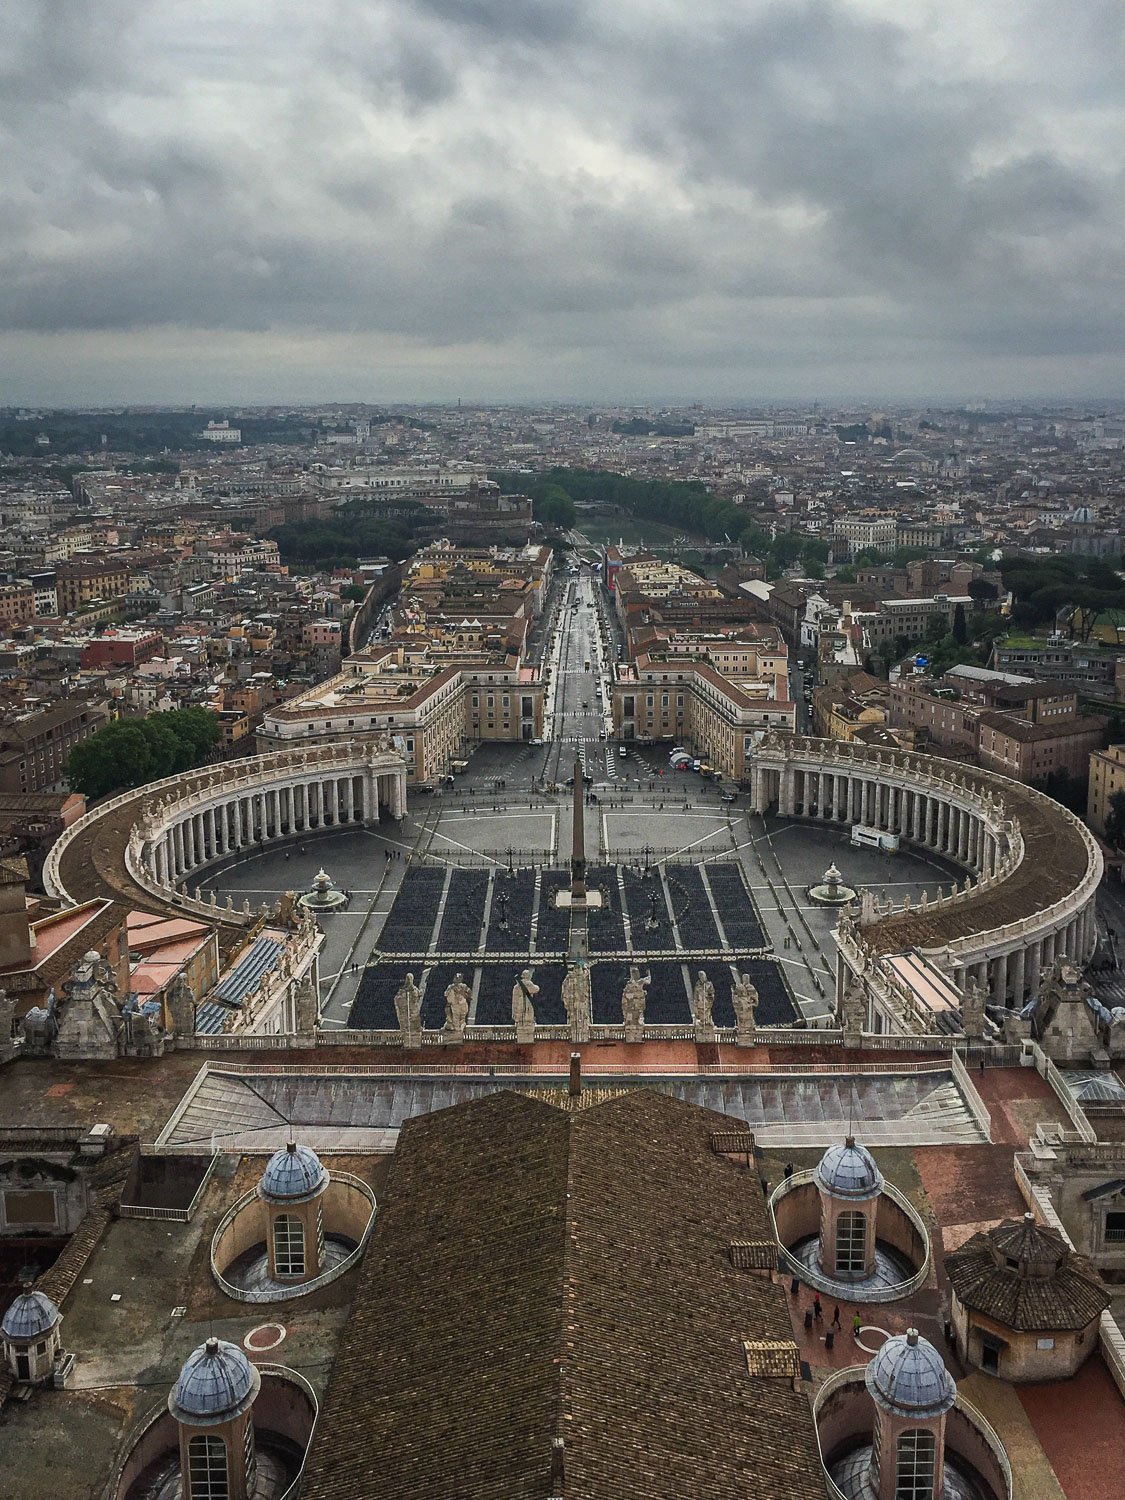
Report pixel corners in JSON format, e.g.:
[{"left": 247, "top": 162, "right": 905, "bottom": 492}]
[
  {"left": 297, "top": 868, "right": 349, "bottom": 913},
  {"left": 807, "top": 861, "right": 858, "bottom": 907}
]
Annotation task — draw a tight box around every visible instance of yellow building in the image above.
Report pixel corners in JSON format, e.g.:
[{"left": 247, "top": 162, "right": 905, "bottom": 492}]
[{"left": 1087, "top": 743, "right": 1125, "bottom": 837}]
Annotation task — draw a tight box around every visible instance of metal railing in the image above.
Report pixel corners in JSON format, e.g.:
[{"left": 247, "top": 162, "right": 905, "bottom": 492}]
[
  {"left": 118, "top": 1154, "right": 218, "bottom": 1224},
  {"left": 210, "top": 1172, "right": 377, "bottom": 1304},
  {"left": 767, "top": 1171, "right": 932, "bottom": 1304}
]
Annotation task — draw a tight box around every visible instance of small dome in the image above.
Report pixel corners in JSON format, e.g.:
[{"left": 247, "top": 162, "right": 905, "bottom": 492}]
[
  {"left": 170, "top": 1337, "right": 260, "bottom": 1423},
  {"left": 815, "top": 1136, "right": 884, "bottom": 1200},
  {"left": 866, "top": 1329, "right": 956, "bottom": 1419},
  {"left": 259, "top": 1141, "right": 328, "bottom": 1203},
  {"left": 1, "top": 1290, "right": 60, "bottom": 1342}
]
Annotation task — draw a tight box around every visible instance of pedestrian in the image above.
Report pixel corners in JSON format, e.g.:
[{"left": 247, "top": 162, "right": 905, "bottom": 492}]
[
  {"left": 852, "top": 1313, "right": 862, "bottom": 1340},
  {"left": 759, "top": 1176, "right": 769, "bottom": 1196},
  {"left": 784, "top": 1161, "right": 794, "bottom": 1180},
  {"left": 832, "top": 1305, "right": 841, "bottom": 1329},
  {"left": 813, "top": 1294, "right": 822, "bottom": 1323}
]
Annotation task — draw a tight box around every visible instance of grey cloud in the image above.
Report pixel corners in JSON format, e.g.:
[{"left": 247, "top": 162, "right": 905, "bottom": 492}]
[{"left": 0, "top": 0, "right": 1123, "bottom": 399}]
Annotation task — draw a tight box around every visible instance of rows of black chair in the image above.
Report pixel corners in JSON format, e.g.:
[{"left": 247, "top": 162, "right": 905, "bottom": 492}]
[{"left": 378, "top": 866, "right": 446, "bottom": 953}]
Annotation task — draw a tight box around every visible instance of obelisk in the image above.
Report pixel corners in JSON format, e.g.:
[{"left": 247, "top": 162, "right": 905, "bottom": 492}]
[{"left": 571, "top": 753, "right": 586, "bottom": 900}]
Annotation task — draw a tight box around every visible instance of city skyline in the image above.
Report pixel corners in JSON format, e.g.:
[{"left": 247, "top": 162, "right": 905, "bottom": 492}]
[{"left": 2, "top": 1, "right": 1124, "bottom": 404}]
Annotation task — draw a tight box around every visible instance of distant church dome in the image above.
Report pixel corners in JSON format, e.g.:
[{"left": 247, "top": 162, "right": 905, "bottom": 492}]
[
  {"left": 1, "top": 1290, "right": 60, "bottom": 1342},
  {"left": 258, "top": 1141, "right": 328, "bottom": 1204},
  {"left": 815, "top": 1136, "right": 884, "bottom": 1201},
  {"left": 866, "top": 1329, "right": 956, "bottom": 1419},
  {"left": 170, "top": 1337, "right": 260, "bottom": 1423}
]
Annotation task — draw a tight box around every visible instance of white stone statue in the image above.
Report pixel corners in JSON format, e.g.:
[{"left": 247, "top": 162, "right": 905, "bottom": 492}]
[
  {"left": 393, "top": 971, "right": 423, "bottom": 1045},
  {"left": 293, "top": 974, "right": 318, "bottom": 1033},
  {"left": 512, "top": 968, "right": 539, "bottom": 1043},
  {"left": 838, "top": 973, "right": 867, "bottom": 1032},
  {"left": 561, "top": 960, "right": 592, "bottom": 1043},
  {"left": 731, "top": 971, "right": 759, "bottom": 1045},
  {"left": 692, "top": 969, "right": 715, "bottom": 1035},
  {"left": 960, "top": 977, "right": 987, "bottom": 1040},
  {"left": 622, "top": 966, "right": 649, "bottom": 1039},
  {"left": 443, "top": 972, "right": 471, "bottom": 1042}
]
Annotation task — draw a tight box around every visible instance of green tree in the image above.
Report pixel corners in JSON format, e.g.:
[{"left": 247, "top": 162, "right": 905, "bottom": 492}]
[
  {"left": 66, "top": 709, "right": 220, "bottom": 800},
  {"left": 66, "top": 721, "right": 156, "bottom": 799},
  {"left": 967, "top": 577, "right": 998, "bottom": 609},
  {"left": 925, "top": 613, "right": 947, "bottom": 643},
  {"left": 1105, "top": 790, "right": 1125, "bottom": 849},
  {"left": 952, "top": 603, "right": 968, "bottom": 645}
]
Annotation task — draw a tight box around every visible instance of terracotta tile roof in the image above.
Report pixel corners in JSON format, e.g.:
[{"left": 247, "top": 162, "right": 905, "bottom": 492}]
[
  {"left": 302, "top": 1088, "right": 825, "bottom": 1500},
  {"left": 944, "top": 1216, "right": 1110, "bottom": 1332}
]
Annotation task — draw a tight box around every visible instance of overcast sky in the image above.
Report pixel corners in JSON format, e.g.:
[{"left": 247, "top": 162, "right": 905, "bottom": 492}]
[{"left": 2, "top": 0, "right": 1123, "bottom": 405}]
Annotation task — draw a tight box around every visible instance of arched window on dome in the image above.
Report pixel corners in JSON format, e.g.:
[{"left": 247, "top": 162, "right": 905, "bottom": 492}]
[
  {"left": 835, "top": 1210, "right": 867, "bottom": 1275},
  {"left": 274, "top": 1214, "right": 306, "bottom": 1278},
  {"left": 895, "top": 1428, "right": 936, "bottom": 1500},
  {"left": 187, "top": 1433, "right": 229, "bottom": 1500}
]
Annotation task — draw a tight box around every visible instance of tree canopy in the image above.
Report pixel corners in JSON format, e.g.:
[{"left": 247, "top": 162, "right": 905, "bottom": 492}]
[
  {"left": 66, "top": 708, "right": 221, "bottom": 800},
  {"left": 999, "top": 553, "right": 1125, "bottom": 640}
]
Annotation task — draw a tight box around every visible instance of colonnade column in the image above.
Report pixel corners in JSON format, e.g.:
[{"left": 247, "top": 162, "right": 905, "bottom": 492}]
[
  {"left": 1010, "top": 946, "right": 1026, "bottom": 1009},
  {"left": 1026, "top": 941, "right": 1041, "bottom": 999},
  {"left": 992, "top": 951, "right": 1008, "bottom": 1006}
]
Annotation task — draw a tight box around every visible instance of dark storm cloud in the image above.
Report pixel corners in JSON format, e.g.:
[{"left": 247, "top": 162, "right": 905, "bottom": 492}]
[{"left": 0, "top": 0, "right": 1123, "bottom": 399}]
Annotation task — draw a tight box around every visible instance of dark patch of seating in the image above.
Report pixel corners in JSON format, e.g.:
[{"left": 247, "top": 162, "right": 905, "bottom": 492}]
[
  {"left": 666, "top": 865, "right": 721, "bottom": 948},
  {"left": 705, "top": 862, "right": 768, "bottom": 949},
  {"left": 378, "top": 867, "right": 446, "bottom": 953},
  {"left": 435, "top": 868, "right": 489, "bottom": 950},
  {"left": 484, "top": 869, "right": 536, "bottom": 952},
  {"left": 473, "top": 961, "right": 566, "bottom": 1026},
  {"left": 534, "top": 871, "right": 572, "bottom": 952},
  {"left": 585, "top": 866, "right": 627, "bottom": 952},
  {"left": 620, "top": 868, "right": 676, "bottom": 951}
]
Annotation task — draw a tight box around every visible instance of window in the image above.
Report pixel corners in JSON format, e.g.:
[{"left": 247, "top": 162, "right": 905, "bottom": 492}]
[
  {"left": 895, "top": 1429, "right": 935, "bottom": 1500},
  {"left": 835, "top": 1211, "right": 867, "bottom": 1275},
  {"left": 243, "top": 1417, "right": 257, "bottom": 1491},
  {"left": 273, "top": 1213, "right": 306, "bottom": 1277},
  {"left": 1105, "top": 1211, "right": 1125, "bottom": 1244},
  {"left": 187, "top": 1434, "right": 229, "bottom": 1500}
]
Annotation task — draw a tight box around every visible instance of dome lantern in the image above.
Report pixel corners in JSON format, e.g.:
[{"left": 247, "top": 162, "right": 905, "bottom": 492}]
[
  {"left": 1, "top": 1288, "right": 62, "bottom": 1384},
  {"left": 169, "top": 1337, "right": 262, "bottom": 1500},
  {"left": 815, "top": 1136, "right": 883, "bottom": 1279},
  {"left": 258, "top": 1141, "right": 330, "bottom": 1283}
]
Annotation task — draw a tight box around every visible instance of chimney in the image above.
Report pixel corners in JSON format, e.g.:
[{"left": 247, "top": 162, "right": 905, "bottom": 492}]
[{"left": 568, "top": 1051, "right": 581, "bottom": 1098}]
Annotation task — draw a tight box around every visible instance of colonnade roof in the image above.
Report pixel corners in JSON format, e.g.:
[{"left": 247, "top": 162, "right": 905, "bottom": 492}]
[
  {"left": 767, "top": 742, "right": 1091, "bottom": 955},
  {"left": 863, "top": 772, "right": 1089, "bottom": 954}
]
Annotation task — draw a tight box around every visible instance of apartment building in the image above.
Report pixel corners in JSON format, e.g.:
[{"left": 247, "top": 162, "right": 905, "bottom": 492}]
[
  {"left": 832, "top": 515, "right": 896, "bottom": 555},
  {"left": 0, "top": 699, "right": 109, "bottom": 795},
  {"left": 1087, "top": 744, "right": 1125, "bottom": 838},
  {"left": 257, "top": 645, "right": 545, "bottom": 782},
  {"left": 0, "top": 584, "right": 35, "bottom": 627},
  {"left": 977, "top": 709, "right": 1106, "bottom": 783},
  {"left": 54, "top": 560, "right": 131, "bottom": 614},
  {"left": 812, "top": 671, "right": 912, "bottom": 746},
  {"left": 991, "top": 637, "right": 1125, "bottom": 702},
  {"left": 610, "top": 641, "right": 795, "bottom": 782},
  {"left": 861, "top": 594, "right": 973, "bottom": 648}
]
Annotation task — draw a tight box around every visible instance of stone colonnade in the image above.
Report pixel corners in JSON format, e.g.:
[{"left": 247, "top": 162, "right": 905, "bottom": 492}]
[
  {"left": 752, "top": 758, "right": 1007, "bottom": 878},
  {"left": 150, "top": 760, "right": 405, "bottom": 890},
  {"left": 751, "top": 737, "right": 1101, "bottom": 1010}
]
